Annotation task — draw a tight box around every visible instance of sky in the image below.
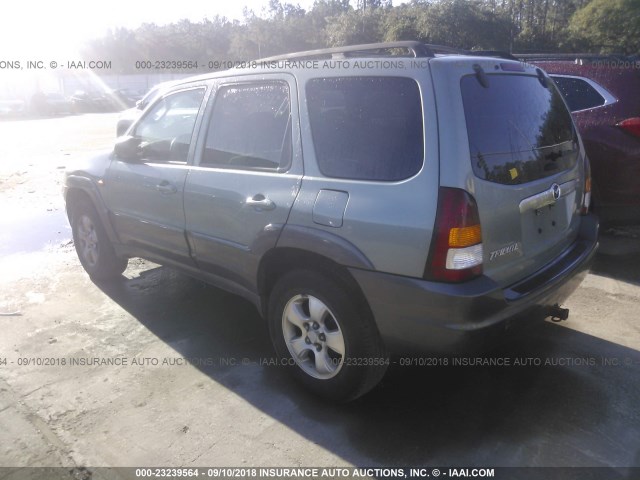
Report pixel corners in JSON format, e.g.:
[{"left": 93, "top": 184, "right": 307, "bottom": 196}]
[{"left": 0, "top": 0, "right": 409, "bottom": 58}]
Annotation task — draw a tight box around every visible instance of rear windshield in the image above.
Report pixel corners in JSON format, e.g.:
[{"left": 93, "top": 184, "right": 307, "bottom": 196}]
[{"left": 461, "top": 74, "right": 577, "bottom": 185}]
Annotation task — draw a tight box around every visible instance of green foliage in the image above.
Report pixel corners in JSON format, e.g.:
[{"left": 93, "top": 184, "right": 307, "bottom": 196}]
[
  {"left": 568, "top": 0, "right": 640, "bottom": 53},
  {"left": 380, "top": 5, "right": 425, "bottom": 42},
  {"left": 417, "top": 0, "right": 512, "bottom": 49},
  {"left": 81, "top": 0, "right": 639, "bottom": 72},
  {"left": 325, "top": 9, "right": 384, "bottom": 45}
]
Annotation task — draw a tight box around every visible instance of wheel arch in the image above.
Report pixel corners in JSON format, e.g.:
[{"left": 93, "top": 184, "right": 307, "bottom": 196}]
[
  {"left": 65, "top": 177, "right": 119, "bottom": 244},
  {"left": 256, "top": 246, "right": 373, "bottom": 322}
]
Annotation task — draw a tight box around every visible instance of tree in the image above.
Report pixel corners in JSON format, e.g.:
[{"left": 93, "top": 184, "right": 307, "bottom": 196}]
[
  {"left": 325, "top": 9, "right": 384, "bottom": 46},
  {"left": 417, "top": 0, "right": 512, "bottom": 50},
  {"left": 380, "top": 4, "right": 425, "bottom": 42},
  {"left": 80, "top": 0, "right": 640, "bottom": 72},
  {"left": 357, "top": 0, "right": 392, "bottom": 12},
  {"left": 306, "top": 0, "right": 353, "bottom": 46},
  {"left": 567, "top": 0, "right": 640, "bottom": 53},
  {"left": 311, "top": 0, "right": 351, "bottom": 17}
]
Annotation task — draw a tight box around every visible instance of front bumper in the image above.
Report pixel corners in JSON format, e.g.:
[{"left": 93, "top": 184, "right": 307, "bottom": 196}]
[{"left": 350, "top": 214, "right": 599, "bottom": 354}]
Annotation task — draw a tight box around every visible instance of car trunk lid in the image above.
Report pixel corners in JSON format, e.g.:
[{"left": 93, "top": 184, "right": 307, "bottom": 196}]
[{"left": 462, "top": 66, "right": 583, "bottom": 287}]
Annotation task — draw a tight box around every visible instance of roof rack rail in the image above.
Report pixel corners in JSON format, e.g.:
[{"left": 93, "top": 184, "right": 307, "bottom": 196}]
[{"left": 257, "top": 41, "right": 466, "bottom": 62}]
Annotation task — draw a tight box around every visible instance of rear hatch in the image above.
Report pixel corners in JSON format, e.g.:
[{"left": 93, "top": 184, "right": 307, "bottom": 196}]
[{"left": 432, "top": 57, "right": 585, "bottom": 288}]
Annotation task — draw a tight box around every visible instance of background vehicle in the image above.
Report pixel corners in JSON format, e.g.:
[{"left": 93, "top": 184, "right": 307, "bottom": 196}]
[
  {"left": 116, "top": 81, "right": 178, "bottom": 136},
  {"left": 30, "top": 92, "right": 73, "bottom": 116},
  {"left": 65, "top": 42, "right": 598, "bottom": 402},
  {"left": 106, "top": 88, "right": 141, "bottom": 109},
  {"left": 136, "top": 81, "right": 177, "bottom": 110},
  {"left": 521, "top": 54, "right": 640, "bottom": 225},
  {"left": 70, "top": 90, "right": 114, "bottom": 113},
  {"left": 0, "top": 98, "right": 26, "bottom": 118}
]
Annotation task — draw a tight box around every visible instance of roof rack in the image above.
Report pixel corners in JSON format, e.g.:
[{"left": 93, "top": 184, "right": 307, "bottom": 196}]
[
  {"left": 255, "top": 41, "right": 530, "bottom": 64},
  {"left": 257, "top": 41, "right": 466, "bottom": 62}
]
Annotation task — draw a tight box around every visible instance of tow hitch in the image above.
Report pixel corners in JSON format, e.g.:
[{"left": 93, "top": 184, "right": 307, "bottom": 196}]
[{"left": 549, "top": 304, "right": 570, "bottom": 322}]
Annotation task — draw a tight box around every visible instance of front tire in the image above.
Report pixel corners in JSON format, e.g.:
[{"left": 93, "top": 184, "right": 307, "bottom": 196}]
[
  {"left": 71, "top": 202, "right": 127, "bottom": 280},
  {"left": 268, "top": 270, "right": 388, "bottom": 402}
]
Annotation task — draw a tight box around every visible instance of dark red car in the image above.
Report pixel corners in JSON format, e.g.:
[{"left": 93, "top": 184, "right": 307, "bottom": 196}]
[{"left": 521, "top": 54, "right": 640, "bottom": 225}]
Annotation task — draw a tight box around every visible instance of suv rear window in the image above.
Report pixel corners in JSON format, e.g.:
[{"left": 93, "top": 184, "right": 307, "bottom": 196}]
[
  {"left": 461, "top": 74, "right": 577, "bottom": 185},
  {"left": 307, "top": 77, "right": 423, "bottom": 181}
]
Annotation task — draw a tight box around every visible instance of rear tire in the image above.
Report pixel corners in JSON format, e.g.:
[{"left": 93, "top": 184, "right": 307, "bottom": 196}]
[
  {"left": 71, "top": 202, "right": 127, "bottom": 280},
  {"left": 268, "top": 269, "right": 388, "bottom": 402}
]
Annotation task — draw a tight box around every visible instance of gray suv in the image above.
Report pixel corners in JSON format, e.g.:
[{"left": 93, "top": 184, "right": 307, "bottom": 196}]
[{"left": 64, "top": 42, "right": 598, "bottom": 401}]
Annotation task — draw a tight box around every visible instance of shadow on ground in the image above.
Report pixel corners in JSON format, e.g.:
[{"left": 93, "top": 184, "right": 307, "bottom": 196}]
[
  {"left": 594, "top": 228, "right": 640, "bottom": 286},
  {"left": 591, "top": 251, "right": 640, "bottom": 287},
  {"left": 96, "top": 266, "right": 640, "bottom": 469}
]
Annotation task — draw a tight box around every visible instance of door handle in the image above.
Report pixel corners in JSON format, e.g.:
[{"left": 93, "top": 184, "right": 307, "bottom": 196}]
[
  {"left": 246, "top": 194, "right": 276, "bottom": 211},
  {"left": 156, "top": 181, "right": 177, "bottom": 195}
]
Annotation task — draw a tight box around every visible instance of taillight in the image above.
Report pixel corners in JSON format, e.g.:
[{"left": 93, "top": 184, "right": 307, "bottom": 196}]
[
  {"left": 581, "top": 156, "right": 592, "bottom": 215},
  {"left": 618, "top": 117, "right": 640, "bottom": 137},
  {"left": 425, "top": 187, "right": 483, "bottom": 283}
]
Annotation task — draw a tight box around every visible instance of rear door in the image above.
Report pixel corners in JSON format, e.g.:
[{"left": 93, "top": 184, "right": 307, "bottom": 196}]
[
  {"left": 183, "top": 75, "right": 302, "bottom": 290},
  {"left": 432, "top": 58, "right": 585, "bottom": 287}
]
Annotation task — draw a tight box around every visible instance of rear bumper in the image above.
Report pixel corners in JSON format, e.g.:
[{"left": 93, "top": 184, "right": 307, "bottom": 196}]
[{"left": 350, "top": 214, "right": 599, "bottom": 354}]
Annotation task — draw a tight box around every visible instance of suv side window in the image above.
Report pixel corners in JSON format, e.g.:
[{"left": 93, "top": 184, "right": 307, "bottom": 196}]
[
  {"left": 550, "top": 75, "right": 607, "bottom": 112},
  {"left": 133, "top": 88, "right": 205, "bottom": 164},
  {"left": 306, "top": 77, "right": 423, "bottom": 182},
  {"left": 201, "top": 82, "right": 292, "bottom": 170}
]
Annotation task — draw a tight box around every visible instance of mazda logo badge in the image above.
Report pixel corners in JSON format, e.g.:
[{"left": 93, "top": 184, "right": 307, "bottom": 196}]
[{"left": 551, "top": 183, "right": 561, "bottom": 200}]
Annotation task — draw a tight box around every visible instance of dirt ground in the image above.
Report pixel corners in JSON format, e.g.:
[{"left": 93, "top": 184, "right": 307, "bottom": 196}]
[{"left": 0, "top": 114, "right": 639, "bottom": 473}]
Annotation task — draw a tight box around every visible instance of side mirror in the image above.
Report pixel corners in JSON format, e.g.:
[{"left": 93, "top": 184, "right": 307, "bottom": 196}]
[
  {"left": 135, "top": 99, "right": 145, "bottom": 110},
  {"left": 116, "top": 118, "right": 134, "bottom": 137},
  {"left": 114, "top": 135, "right": 142, "bottom": 161}
]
